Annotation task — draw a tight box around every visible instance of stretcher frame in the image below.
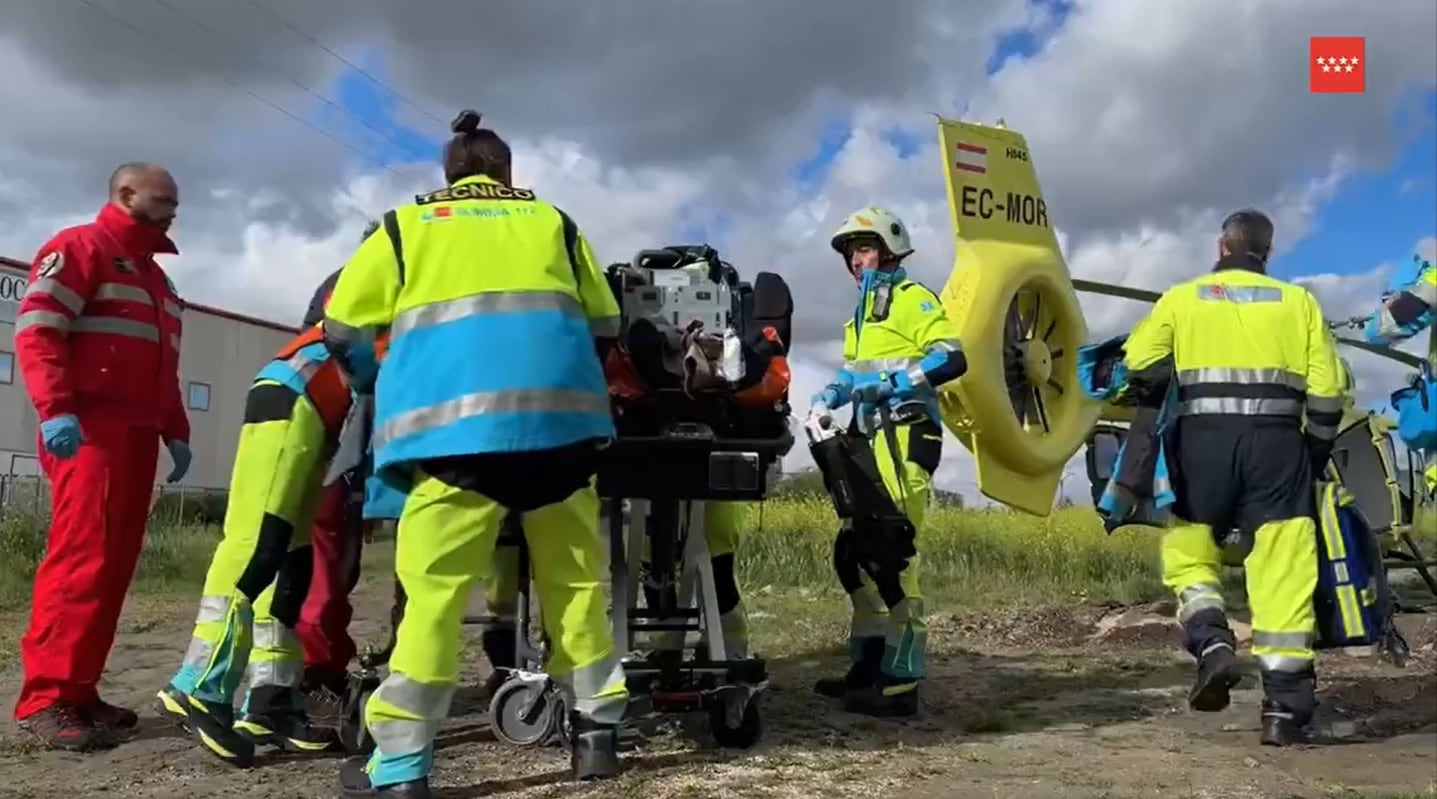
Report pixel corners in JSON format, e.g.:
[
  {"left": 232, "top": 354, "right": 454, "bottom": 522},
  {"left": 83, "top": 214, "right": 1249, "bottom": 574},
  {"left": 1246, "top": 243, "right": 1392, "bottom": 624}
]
[
  {"left": 337, "top": 424, "right": 794, "bottom": 756},
  {"left": 477, "top": 427, "right": 793, "bottom": 751}
]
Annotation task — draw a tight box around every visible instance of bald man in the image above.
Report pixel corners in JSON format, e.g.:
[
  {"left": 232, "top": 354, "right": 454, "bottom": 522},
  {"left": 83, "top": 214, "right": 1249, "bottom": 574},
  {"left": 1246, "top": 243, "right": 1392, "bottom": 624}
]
[{"left": 13, "top": 162, "right": 193, "bottom": 751}]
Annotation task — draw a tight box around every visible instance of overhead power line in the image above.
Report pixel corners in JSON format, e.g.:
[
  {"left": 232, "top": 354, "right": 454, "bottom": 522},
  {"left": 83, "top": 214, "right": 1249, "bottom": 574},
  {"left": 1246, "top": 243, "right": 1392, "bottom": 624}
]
[
  {"left": 240, "top": 0, "right": 449, "bottom": 128},
  {"left": 146, "top": 0, "right": 435, "bottom": 165},
  {"left": 69, "top": 0, "right": 409, "bottom": 183}
]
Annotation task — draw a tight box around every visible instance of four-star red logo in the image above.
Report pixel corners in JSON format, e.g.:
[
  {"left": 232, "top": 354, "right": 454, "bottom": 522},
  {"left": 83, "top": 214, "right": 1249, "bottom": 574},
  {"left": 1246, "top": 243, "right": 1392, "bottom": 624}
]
[{"left": 1310, "top": 36, "right": 1365, "bottom": 93}]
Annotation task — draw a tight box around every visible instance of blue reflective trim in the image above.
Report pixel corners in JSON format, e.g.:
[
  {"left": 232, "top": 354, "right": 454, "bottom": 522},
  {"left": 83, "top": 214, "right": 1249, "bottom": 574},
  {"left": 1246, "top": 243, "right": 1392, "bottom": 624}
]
[
  {"left": 376, "top": 310, "right": 606, "bottom": 420},
  {"left": 374, "top": 409, "right": 614, "bottom": 471},
  {"left": 368, "top": 748, "right": 434, "bottom": 789},
  {"left": 1197, "top": 284, "right": 1282, "bottom": 303}
]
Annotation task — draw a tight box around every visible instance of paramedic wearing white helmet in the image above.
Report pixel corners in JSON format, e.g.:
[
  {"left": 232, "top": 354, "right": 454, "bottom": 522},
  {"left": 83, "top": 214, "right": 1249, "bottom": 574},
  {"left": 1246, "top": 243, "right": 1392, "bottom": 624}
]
[{"left": 808, "top": 207, "right": 968, "bottom": 717}]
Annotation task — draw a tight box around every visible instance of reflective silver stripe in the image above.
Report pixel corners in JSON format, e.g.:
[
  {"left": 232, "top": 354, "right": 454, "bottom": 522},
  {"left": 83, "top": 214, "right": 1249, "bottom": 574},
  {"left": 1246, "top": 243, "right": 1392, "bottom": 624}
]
[
  {"left": 1177, "top": 584, "right": 1225, "bottom": 622},
  {"left": 170, "top": 333, "right": 181, "bottom": 351},
  {"left": 590, "top": 314, "right": 621, "bottom": 338},
  {"left": 844, "top": 356, "right": 921, "bottom": 373},
  {"left": 15, "top": 310, "right": 72, "bottom": 334},
  {"left": 164, "top": 299, "right": 183, "bottom": 318},
  {"left": 94, "top": 282, "right": 154, "bottom": 305},
  {"left": 1257, "top": 654, "right": 1313, "bottom": 672},
  {"left": 247, "top": 658, "right": 302, "bottom": 688},
  {"left": 180, "top": 636, "right": 216, "bottom": 670},
  {"left": 373, "top": 388, "right": 610, "bottom": 451},
  {"left": 1306, "top": 421, "right": 1339, "bottom": 440},
  {"left": 907, "top": 365, "right": 929, "bottom": 388},
  {"left": 195, "top": 594, "right": 232, "bottom": 623},
  {"left": 368, "top": 674, "right": 455, "bottom": 754},
  {"left": 1178, "top": 367, "right": 1306, "bottom": 391},
  {"left": 284, "top": 352, "right": 322, "bottom": 382},
  {"left": 252, "top": 620, "right": 299, "bottom": 651},
  {"left": 1306, "top": 394, "right": 1344, "bottom": 413},
  {"left": 1197, "top": 284, "right": 1283, "bottom": 303},
  {"left": 928, "top": 339, "right": 962, "bottom": 353},
  {"left": 1177, "top": 398, "right": 1303, "bottom": 417},
  {"left": 554, "top": 654, "right": 627, "bottom": 726},
  {"left": 1252, "top": 630, "right": 1314, "bottom": 652},
  {"left": 72, "top": 316, "right": 160, "bottom": 341},
  {"left": 391, "top": 291, "right": 584, "bottom": 338},
  {"left": 23, "top": 278, "right": 84, "bottom": 314},
  {"left": 323, "top": 318, "right": 366, "bottom": 344}
]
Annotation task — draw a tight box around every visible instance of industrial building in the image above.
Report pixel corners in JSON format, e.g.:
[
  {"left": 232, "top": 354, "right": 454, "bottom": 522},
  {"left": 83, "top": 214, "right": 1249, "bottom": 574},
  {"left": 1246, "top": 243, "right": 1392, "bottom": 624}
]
[{"left": 1, "top": 255, "right": 298, "bottom": 491}]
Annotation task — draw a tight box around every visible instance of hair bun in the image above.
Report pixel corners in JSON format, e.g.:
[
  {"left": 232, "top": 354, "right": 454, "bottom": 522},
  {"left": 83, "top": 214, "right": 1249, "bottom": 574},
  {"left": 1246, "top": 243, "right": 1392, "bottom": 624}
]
[{"left": 450, "top": 110, "right": 483, "bottom": 135}]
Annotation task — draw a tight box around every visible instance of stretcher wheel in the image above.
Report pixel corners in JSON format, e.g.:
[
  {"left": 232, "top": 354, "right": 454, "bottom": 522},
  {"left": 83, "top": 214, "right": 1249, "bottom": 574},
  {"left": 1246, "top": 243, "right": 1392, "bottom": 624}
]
[
  {"left": 489, "top": 678, "right": 559, "bottom": 747},
  {"left": 707, "top": 696, "right": 762, "bottom": 749},
  {"left": 339, "top": 686, "right": 376, "bottom": 756}
]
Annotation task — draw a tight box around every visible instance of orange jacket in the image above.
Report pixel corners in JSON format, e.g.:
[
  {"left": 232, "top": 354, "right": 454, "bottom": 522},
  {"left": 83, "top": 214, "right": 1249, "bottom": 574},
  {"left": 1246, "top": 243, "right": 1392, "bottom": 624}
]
[{"left": 14, "top": 204, "right": 188, "bottom": 441}]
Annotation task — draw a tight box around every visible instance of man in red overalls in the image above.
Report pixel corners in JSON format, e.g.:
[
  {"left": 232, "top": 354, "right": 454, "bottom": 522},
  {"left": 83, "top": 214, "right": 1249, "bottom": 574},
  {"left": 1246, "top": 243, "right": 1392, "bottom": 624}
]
[{"left": 12, "top": 163, "right": 193, "bottom": 751}]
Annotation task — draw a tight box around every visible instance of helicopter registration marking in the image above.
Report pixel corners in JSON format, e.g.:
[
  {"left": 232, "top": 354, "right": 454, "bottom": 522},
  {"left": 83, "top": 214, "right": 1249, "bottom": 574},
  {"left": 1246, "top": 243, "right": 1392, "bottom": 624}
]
[{"left": 958, "top": 185, "right": 1049, "bottom": 228}]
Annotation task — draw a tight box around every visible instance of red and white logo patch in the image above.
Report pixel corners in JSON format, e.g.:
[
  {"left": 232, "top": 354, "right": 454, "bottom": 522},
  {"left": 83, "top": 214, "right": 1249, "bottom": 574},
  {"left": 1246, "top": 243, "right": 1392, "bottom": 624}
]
[{"left": 954, "top": 141, "right": 988, "bottom": 175}]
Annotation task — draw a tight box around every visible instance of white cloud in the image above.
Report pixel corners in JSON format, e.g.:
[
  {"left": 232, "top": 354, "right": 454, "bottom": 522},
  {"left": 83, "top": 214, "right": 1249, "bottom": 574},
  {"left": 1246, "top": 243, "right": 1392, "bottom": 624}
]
[{"left": 1, "top": 0, "right": 1433, "bottom": 510}]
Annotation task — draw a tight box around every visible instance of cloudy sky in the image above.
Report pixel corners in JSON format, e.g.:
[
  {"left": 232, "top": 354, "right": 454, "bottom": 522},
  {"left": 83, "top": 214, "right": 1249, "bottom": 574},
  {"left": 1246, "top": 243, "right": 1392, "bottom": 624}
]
[{"left": 2, "top": 0, "right": 1434, "bottom": 504}]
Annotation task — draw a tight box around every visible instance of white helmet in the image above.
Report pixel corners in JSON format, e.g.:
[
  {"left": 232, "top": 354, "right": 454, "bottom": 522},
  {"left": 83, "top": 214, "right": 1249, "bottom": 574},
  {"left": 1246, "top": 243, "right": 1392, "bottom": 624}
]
[{"left": 830, "top": 206, "right": 914, "bottom": 261}]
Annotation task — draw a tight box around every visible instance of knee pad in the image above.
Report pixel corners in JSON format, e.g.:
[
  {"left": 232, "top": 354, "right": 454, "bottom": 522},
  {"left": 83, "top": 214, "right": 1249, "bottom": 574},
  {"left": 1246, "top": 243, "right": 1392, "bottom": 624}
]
[
  {"left": 711, "top": 553, "right": 740, "bottom": 615},
  {"left": 832, "top": 529, "right": 865, "bottom": 595},
  {"left": 235, "top": 514, "right": 296, "bottom": 600},
  {"left": 269, "top": 545, "right": 314, "bottom": 628}
]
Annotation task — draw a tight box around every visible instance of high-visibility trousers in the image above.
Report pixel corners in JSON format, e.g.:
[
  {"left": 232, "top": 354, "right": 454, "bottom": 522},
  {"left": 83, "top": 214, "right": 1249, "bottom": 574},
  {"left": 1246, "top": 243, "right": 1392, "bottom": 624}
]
[
  {"left": 833, "top": 418, "right": 942, "bottom": 685},
  {"left": 363, "top": 471, "right": 628, "bottom": 788},
  {"left": 167, "top": 385, "right": 327, "bottom": 713}
]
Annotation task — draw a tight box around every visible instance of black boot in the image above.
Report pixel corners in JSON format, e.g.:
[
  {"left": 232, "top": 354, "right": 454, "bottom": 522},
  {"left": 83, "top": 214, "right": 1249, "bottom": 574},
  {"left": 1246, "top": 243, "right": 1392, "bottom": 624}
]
[
  {"left": 815, "top": 637, "right": 884, "bottom": 699},
  {"left": 1188, "top": 643, "right": 1241, "bottom": 712},
  {"left": 481, "top": 627, "right": 517, "bottom": 698},
  {"left": 842, "top": 672, "right": 920, "bottom": 718},
  {"left": 568, "top": 713, "right": 621, "bottom": 781},
  {"left": 338, "top": 755, "right": 436, "bottom": 798},
  {"left": 236, "top": 686, "right": 340, "bottom": 755},
  {"left": 1259, "top": 699, "right": 1313, "bottom": 747}
]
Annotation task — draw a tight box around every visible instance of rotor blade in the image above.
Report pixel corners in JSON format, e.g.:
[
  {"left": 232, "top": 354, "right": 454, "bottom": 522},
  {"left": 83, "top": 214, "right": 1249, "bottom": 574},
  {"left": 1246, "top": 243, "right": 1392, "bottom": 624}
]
[
  {"left": 1031, "top": 386, "right": 1050, "bottom": 433},
  {"left": 1333, "top": 336, "right": 1425, "bottom": 368},
  {"left": 1046, "top": 377, "right": 1064, "bottom": 395},
  {"left": 1043, "top": 316, "right": 1057, "bottom": 343},
  {"left": 1028, "top": 293, "right": 1042, "bottom": 338},
  {"left": 1072, "top": 279, "right": 1162, "bottom": 304},
  {"left": 1008, "top": 383, "right": 1030, "bottom": 424},
  {"left": 1049, "top": 347, "right": 1064, "bottom": 359},
  {"left": 1005, "top": 298, "right": 1024, "bottom": 343}
]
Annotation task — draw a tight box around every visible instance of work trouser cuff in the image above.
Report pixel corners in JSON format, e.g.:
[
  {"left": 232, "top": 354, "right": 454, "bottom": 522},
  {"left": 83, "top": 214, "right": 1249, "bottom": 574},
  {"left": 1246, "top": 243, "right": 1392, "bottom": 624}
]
[
  {"left": 1181, "top": 608, "right": 1236, "bottom": 663},
  {"left": 367, "top": 747, "right": 434, "bottom": 788}
]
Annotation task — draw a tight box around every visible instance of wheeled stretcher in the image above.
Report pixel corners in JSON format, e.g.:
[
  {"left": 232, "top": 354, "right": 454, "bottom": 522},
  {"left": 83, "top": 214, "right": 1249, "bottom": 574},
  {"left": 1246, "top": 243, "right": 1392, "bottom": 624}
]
[{"left": 338, "top": 245, "right": 796, "bottom": 756}]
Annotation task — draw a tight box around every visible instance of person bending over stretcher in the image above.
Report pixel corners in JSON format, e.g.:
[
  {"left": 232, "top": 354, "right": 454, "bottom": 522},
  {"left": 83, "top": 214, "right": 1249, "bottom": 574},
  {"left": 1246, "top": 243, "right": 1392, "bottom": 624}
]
[
  {"left": 155, "top": 324, "right": 359, "bottom": 767},
  {"left": 808, "top": 206, "right": 968, "bottom": 717}
]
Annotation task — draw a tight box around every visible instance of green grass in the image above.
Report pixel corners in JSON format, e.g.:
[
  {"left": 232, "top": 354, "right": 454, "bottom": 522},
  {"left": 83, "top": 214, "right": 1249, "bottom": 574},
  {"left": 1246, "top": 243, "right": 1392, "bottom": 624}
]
[{"left": 739, "top": 493, "right": 1163, "bottom": 608}]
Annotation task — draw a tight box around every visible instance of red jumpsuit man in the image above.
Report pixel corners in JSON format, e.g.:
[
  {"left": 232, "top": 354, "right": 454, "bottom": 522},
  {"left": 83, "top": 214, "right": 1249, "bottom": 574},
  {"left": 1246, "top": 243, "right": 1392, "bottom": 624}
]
[{"left": 12, "top": 163, "right": 193, "bottom": 751}]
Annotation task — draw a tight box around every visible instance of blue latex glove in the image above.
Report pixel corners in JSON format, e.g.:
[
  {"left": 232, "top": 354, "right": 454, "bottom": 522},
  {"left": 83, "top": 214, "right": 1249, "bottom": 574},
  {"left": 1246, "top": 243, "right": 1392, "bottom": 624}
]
[
  {"left": 165, "top": 439, "right": 192, "bottom": 483},
  {"left": 851, "top": 378, "right": 896, "bottom": 405},
  {"left": 888, "top": 369, "right": 917, "bottom": 399},
  {"left": 40, "top": 414, "right": 83, "bottom": 459}
]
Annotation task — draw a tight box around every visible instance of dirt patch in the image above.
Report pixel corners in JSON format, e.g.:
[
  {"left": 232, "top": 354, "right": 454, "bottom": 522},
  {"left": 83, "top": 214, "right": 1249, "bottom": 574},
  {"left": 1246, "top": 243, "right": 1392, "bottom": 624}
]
[{"left": 0, "top": 582, "right": 1433, "bottom": 799}]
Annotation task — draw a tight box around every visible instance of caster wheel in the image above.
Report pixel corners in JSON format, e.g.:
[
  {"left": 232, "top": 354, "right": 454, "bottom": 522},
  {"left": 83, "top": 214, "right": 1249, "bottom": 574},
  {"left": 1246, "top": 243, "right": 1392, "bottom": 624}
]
[
  {"left": 489, "top": 678, "right": 557, "bottom": 747},
  {"left": 338, "top": 687, "right": 376, "bottom": 756},
  {"left": 708, "top": 697, "right": 762, "bottom": 749}
]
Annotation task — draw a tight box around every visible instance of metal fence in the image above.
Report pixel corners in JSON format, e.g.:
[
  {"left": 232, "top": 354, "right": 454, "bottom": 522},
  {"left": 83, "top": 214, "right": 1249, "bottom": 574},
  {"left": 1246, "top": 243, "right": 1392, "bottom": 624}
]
[{"left": 0, "top": 474, "right": 229, "bottom": 526}]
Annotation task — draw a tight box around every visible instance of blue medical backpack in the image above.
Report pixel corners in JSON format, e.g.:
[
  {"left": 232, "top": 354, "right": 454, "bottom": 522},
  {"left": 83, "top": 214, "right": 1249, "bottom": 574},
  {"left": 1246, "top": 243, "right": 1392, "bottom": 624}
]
[
  {"left": 1312, "top": 481, "right": 1394, "bottom": 650},
  {"left": 1390, "top": 365, "right": 1437, "bottom": 453}
]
